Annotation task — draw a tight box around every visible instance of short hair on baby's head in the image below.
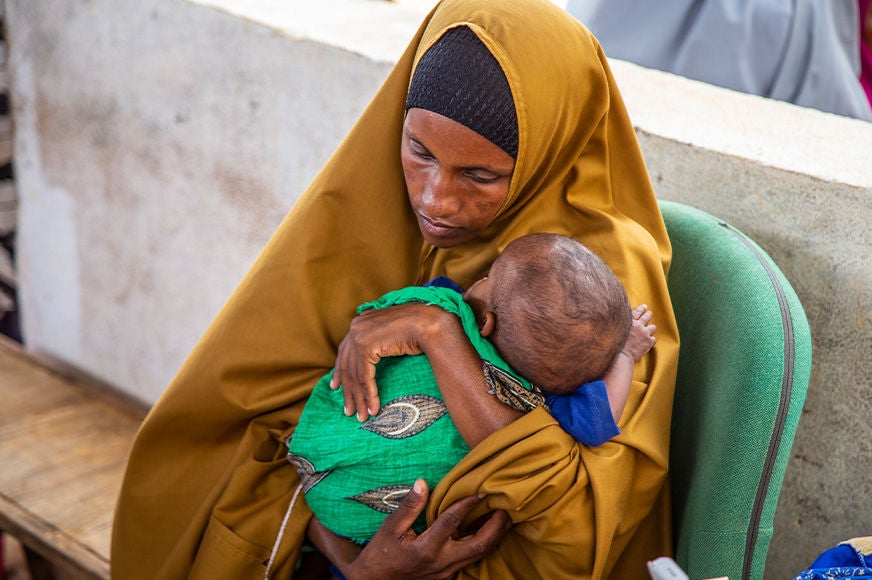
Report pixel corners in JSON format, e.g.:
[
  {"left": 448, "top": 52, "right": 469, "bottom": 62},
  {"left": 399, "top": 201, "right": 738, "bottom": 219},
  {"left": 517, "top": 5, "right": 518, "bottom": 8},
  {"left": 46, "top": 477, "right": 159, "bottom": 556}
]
[{"left": 489, "top": 234, "right": 631, "bottom": 395}]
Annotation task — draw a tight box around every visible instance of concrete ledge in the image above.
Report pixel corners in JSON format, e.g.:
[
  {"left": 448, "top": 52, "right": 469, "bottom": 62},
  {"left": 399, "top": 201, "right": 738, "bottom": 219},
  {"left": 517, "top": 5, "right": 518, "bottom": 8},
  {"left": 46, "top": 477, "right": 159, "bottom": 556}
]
[
  {"left": 6, "top": 1, "right": 871, "bottom": 578},
  {"left": 613, "top": 59, "right": 872, "bottom": 187},
  {"left": 190, "top": 0, "right": 436, "bottom": 64}
]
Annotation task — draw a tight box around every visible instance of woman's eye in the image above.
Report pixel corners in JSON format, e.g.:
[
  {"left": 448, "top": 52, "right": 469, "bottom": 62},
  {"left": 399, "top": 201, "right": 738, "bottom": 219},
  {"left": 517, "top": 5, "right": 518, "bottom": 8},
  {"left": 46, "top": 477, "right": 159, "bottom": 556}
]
[
  {"left": 409, "top": 140, "right": 433, "bottom": 160},
  {"left": 466, "top": 171, "right": 499, "bottom": 184}
]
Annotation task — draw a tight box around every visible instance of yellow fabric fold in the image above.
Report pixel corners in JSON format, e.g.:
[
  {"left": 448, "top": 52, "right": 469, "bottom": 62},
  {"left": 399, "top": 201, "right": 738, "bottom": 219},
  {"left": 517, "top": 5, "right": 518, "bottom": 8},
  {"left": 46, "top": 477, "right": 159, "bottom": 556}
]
[{"left": 111, "top": 0, "right": 678, "bottom": 577}]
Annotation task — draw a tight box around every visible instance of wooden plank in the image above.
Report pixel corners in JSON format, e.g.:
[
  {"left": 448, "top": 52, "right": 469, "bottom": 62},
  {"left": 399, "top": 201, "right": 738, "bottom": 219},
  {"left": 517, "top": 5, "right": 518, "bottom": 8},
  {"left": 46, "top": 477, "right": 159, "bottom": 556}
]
[
  {"left": 0, "top": 337, "right": 146, "bottom": 578},
  {"left": 0, "top": 494, "right": 109, "bottom": 579}
]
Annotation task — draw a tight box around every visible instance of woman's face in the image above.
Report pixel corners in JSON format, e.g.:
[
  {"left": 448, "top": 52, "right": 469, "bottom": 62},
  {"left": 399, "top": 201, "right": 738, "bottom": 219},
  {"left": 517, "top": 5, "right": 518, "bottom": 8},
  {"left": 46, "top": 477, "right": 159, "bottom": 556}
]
[{"left": 402, "top": 108, "right": 515, "bottom": 248}]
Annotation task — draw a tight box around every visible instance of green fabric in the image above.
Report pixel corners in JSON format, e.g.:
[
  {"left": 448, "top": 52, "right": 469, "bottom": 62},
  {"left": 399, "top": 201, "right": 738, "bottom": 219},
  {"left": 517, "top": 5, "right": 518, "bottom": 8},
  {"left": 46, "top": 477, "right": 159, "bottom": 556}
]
[
  {"left": 288, "top": 285, "right": 529, "bottom": 544},
  {"left": 660, "top": 201, "right": 812, "bottom": 580}
]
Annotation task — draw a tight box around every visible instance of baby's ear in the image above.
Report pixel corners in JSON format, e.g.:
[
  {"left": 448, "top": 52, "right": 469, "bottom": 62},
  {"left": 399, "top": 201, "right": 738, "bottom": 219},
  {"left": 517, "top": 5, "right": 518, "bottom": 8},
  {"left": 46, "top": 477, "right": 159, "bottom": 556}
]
[{"left": 479, "top": 311, "right": 496, "bottom": 337}]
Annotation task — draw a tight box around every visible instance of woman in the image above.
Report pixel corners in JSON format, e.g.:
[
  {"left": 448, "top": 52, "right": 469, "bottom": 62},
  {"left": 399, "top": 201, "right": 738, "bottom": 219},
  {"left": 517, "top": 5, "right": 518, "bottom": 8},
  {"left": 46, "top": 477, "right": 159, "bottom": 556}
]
[{"left": 111, "top": 0, "right": 679, "bottom": 577}]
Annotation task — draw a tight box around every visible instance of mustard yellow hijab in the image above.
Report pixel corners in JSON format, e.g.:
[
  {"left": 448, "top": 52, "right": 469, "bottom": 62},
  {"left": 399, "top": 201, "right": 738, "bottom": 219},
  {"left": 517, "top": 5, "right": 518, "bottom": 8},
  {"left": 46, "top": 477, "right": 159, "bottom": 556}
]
[{"left": 112, "top": 0, "right": 678, "bottom": 577}]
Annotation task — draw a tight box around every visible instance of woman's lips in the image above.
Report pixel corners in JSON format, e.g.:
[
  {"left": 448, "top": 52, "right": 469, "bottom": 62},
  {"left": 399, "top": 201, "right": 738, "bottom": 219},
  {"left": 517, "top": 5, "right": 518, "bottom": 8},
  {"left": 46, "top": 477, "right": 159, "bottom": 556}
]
[{"left": 418, "top": 213, "right": 461, "bottom": 238}]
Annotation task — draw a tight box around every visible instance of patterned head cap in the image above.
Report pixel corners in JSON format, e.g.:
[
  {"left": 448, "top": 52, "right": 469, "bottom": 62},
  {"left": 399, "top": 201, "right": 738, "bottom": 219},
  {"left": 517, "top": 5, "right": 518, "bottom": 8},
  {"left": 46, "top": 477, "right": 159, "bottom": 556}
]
[{"left": 405, "top": 26, "right": 519, "bottom": 158}]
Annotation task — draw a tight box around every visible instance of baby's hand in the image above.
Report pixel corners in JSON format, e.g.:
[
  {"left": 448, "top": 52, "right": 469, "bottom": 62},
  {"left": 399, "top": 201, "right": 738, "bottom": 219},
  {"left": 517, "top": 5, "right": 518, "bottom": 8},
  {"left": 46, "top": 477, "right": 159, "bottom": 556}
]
[{"left": 621, "top": 304, "right": 656, "bottom": 363}]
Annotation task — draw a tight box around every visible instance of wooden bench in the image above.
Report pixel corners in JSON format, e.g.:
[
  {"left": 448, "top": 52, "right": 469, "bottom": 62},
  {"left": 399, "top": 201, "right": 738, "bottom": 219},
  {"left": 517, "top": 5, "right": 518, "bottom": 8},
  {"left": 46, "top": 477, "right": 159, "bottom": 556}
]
[{"left": 0, "top": 335, "right": 146, "bottom": 578}]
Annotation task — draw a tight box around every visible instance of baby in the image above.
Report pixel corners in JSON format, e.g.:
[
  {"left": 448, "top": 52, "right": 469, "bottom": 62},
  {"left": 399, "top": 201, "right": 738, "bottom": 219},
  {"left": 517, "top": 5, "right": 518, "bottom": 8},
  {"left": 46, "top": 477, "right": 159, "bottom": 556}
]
[{"left": 287, "top": 233, "right": 655, "bottom": 543}]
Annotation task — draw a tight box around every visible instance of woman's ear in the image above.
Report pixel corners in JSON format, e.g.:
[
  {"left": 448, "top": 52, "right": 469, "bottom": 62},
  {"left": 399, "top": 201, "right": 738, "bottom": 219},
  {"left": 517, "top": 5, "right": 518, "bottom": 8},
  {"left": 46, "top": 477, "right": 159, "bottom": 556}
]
[{"left": 479, "top": 311, "right": 496, "bottom": 337}]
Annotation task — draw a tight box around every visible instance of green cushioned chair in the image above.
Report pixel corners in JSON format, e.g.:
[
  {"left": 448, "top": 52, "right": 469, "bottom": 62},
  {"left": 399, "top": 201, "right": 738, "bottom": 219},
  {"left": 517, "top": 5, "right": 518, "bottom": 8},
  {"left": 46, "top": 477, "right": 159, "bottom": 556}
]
[{"left": 660, "top": 201, "right": 812, "bottom": 580}]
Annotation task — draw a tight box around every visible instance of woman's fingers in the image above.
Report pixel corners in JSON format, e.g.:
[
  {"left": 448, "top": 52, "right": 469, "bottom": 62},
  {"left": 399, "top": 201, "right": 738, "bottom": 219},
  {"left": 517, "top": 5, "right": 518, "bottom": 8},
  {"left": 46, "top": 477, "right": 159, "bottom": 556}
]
[
  {"left": 421, "top": 493, "right": 483, "bottom": 543},
  {"left": 352, "top": 372, "right": 375, "bottom": 422},
  {"left": 347, "top": 336, "right": 381, "bottom": 421},
  {"left": 333, "top": 337, "right": 358, "bottom": 417},
  {"left": 379, "top": 478, "right": 429, "bottom": 538},
  {"left": 385, "top": 481, "right": 510, "bottom": 575},
  {"left": 349, "top": 480, "right": 509, "bottom": 579},
  {"left": 332, "top": 317, "right": 382, "bottom": 420},
  {"left": 444, "top": 509, "right": 513, "bottom": 571},
  {"left": 331, "top": 303, "right": 441, "bottom": 421},
  {"left": 418, "top": 495, "right": 512, "bottom": 575}
]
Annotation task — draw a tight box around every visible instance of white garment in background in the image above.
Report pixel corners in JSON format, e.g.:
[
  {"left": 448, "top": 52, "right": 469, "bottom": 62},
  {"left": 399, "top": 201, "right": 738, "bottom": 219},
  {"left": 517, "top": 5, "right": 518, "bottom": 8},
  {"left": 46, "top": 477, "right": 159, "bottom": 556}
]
[{"left": 566, "top": 0, "right": 872, "bottom": 121}]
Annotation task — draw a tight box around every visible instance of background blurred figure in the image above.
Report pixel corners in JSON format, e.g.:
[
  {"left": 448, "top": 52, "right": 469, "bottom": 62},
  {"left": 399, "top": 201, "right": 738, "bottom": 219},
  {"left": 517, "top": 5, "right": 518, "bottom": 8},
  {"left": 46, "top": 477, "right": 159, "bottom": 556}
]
[
  {"left": 861, "top": 0, "right": 872, "bottom": 104},
  {"left": 566, "top": 0, "right": 872, "bottom": 121}
]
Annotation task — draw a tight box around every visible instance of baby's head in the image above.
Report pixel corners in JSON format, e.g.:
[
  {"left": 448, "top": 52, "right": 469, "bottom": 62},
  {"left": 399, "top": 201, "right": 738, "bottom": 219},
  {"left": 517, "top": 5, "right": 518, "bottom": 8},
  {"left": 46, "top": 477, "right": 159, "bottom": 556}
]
[{"left": 464, "top": 233, "right": 631, "bottom": 395}]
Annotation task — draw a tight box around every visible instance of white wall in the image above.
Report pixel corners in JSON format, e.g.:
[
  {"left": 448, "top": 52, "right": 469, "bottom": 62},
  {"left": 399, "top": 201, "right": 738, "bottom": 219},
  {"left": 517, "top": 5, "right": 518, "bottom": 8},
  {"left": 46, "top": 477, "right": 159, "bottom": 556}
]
[{"left": 8, "top": 0, "right": 405, "bottom": 402}]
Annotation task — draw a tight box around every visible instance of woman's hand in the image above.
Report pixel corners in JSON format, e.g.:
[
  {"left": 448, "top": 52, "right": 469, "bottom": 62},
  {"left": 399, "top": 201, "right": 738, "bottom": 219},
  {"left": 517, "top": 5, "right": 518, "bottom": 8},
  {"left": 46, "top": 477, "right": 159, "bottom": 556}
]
[
  {"left": 308, "top": 479, "right": 512, "bottom": 580},
  {"left": 331, "top": 302, "right": 451, "bottom": 421}
]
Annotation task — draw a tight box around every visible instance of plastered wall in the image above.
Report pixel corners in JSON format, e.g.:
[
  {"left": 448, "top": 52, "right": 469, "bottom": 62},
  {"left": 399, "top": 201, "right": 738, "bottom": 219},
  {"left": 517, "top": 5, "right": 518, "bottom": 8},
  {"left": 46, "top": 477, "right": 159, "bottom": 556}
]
[{"left": 7, "top": 0, "right": 401, "bottom": 402}]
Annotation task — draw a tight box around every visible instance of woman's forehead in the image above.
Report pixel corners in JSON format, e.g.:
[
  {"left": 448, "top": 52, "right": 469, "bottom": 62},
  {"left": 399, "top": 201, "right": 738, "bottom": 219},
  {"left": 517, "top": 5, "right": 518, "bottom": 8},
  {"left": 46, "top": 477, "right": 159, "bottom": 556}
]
[{"left": 404, "top": 109, "right": 515, "bottom": 174}]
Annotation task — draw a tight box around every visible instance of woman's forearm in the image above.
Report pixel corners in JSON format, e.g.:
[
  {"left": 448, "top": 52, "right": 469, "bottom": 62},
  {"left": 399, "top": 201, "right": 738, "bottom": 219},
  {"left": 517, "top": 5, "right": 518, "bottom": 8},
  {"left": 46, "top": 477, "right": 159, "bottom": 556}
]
[{"left": 333, "top": 302, "right": 521, "bottom": 446}]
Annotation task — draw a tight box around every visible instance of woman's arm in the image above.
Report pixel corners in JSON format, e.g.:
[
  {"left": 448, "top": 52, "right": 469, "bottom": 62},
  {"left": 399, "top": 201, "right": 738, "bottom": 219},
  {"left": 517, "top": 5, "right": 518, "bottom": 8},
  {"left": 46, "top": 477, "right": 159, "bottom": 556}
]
[
  {"left": 331, "top": 302, "right": 522, "bottom": 448},
  {"left": 307, "top": 479, "right": 512, "bottom": 580}
]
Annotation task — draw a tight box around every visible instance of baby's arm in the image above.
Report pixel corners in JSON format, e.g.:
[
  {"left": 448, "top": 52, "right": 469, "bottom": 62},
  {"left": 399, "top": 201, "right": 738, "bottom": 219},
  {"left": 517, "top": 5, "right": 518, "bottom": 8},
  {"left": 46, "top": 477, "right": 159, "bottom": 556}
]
[{"left": 603, "top": 304, "right": 656, "bottom": 423}]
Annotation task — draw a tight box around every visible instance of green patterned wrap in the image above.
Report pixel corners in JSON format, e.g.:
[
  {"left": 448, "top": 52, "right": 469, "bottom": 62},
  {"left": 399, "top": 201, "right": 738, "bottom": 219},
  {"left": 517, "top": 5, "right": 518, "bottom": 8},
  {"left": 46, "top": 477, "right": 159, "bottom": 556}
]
[{"left": 287, "top": 285, "right": 533, "bottom": 544}]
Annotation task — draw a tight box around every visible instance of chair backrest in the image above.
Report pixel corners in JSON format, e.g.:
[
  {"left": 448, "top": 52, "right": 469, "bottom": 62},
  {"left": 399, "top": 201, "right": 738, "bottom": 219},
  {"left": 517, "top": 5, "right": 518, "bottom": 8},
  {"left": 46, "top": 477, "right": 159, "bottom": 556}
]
[{"left": 660, "top": 200, "right": 812, "bottom": 580}]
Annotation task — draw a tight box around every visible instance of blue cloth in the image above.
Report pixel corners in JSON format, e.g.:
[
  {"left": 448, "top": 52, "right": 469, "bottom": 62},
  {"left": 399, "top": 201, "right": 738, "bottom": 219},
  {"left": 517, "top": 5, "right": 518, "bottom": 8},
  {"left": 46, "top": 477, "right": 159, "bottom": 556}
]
[
  {"left": 794, "top": 538, "right": 872, "bottom": 579},
  {"left": 426, "top": 277, "right": 619, "bottom": 446},
  {"left": 424, "top": 275, "right": 464, "bottom": 293},
  {"left": 546, "top": 380, "right": 619, "bottom": 446}
]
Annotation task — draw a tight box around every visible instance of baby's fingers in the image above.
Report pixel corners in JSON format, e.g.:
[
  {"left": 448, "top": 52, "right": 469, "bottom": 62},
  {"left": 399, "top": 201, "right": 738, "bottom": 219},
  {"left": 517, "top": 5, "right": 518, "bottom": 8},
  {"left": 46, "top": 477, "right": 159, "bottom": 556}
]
[
  {"left": 631, "top": 304, "right": 648, "bottom": 319},
  {"left": 639, "top": 309, "right": 654, "bottom": 325}
]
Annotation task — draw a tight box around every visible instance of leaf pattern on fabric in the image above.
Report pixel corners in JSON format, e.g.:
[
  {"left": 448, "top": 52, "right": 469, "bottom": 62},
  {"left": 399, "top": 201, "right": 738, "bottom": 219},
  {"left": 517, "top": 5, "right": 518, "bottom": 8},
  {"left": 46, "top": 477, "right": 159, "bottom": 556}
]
[
  {"left": 482, "top": 361, "right": 545, "bottom": 413},
  {"left": 360, "top": 394, "right": 447, "bottom": 439},
  {"left": 348, "top": 485, "right": 413, "bottom": 514},
  {"left": 286, "top": 451, "right": 332, "bottom": 493}
]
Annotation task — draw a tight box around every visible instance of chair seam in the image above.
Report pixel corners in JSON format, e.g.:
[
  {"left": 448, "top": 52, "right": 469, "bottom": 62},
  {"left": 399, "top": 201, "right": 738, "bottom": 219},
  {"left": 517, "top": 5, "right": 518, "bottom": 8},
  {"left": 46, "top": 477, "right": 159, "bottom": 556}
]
[{"left": 719, "top": 221, "right": 795, "bottom": 580}]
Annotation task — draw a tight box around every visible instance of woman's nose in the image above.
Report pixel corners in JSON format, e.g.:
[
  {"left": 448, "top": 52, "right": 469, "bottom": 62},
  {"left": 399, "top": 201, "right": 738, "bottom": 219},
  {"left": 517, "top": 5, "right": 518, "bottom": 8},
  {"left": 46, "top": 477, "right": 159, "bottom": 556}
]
[{"left": 421, "top": 173, "right": 461, "bottom": 218}]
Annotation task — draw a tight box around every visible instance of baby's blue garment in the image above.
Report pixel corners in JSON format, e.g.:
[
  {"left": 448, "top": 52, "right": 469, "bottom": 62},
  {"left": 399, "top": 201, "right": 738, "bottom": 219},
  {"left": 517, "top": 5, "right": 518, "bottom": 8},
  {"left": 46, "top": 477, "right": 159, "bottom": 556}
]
[{"left": 545, "top": 380, "right": 618, "bottom": 446}]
